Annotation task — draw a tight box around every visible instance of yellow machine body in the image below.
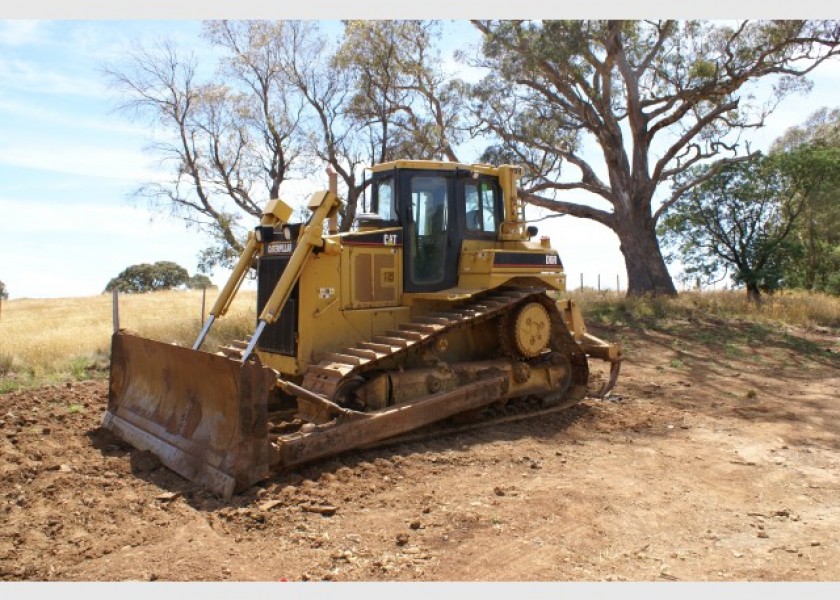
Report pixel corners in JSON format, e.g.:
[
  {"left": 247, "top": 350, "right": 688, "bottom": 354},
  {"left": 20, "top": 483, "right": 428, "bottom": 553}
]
[{"left": 103, "top": 160, "right": 620, "bottom": 497}]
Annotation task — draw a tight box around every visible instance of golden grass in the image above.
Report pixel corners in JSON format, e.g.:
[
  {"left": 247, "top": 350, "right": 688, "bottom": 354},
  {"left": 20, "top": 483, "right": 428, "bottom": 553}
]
[
  {"left": 1, "top": 285, "right": 837, "bottom": 393},
  {"left": 0, "top": 289, "right": 257, "bottom": 391},
  {"left": 573, "top": 288, "right": 840, "bottom": 329}
]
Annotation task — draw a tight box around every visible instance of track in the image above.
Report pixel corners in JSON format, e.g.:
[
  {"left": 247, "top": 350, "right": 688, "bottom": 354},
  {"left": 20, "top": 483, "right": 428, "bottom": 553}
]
[
  {"left": 299, "top": 286, "right": 587, "bottom": 401},
  {"left": 218, "top": 285, "right": 594, "bottom": 461}
]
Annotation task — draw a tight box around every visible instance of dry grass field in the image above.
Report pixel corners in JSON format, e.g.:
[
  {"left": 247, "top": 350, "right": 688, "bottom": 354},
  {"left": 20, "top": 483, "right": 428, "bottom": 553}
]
[
  {"left": 0, "top": 289, "right": 258, "bottom": 392},
  {"left": 1, "top": 287, "right": 838, "bottom": 394},
  {"left": 575, "top": 288, "right": 840, "bottom": 330}
]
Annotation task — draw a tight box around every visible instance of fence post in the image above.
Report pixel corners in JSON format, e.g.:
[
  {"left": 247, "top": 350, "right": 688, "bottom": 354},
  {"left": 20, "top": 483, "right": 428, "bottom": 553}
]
[
  {"left": 112, "top": 289, "right": 120, "bottom": 333},
  {"left": 579, "top": 273, "right": 583, "bottom": 290},
  {"left": 597, "top": 274, "right": 601, "bottom": 292},
  {"left": 616, "top": 274, "right": 620, "bottom": 293},
  {"left": 201, "top": 287, "right": 206, "bottom": 324},
  {"left": 0, "top": 296, "right": 3, "bottom": 321}
]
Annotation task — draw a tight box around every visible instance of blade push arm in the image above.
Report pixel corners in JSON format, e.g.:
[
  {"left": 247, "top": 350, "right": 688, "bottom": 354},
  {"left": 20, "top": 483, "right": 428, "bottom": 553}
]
[
  {"left": 239, "top": 189, "right": 343, "bottom": 363},
  {"left": 193, "top": 198, "right": 294, "bottom": 350}
]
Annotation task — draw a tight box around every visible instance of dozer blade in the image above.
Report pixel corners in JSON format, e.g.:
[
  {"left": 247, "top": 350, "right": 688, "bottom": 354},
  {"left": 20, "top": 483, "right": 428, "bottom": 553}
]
[{"left": 102, "top": 331, "right": 278, "bottom": 498}]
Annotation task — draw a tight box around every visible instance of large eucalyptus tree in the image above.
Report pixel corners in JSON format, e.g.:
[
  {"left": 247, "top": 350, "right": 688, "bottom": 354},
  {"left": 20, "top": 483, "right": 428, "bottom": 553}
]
[{"left": 472, "top": 20, "right": 840, "bottom": 295}]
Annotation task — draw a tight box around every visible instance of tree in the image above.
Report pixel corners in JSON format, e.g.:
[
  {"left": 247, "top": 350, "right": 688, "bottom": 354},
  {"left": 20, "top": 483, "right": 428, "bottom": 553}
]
[
  {"left": 105, "top": 261, "right": 190, "bottom": 293},
  {"left": 280, "top": 20, "right": 463, "bottom": 229},
  {"left": 104, "top": 28, "right": 306, "bottom": 272},
  {"left": 660, "top": 157, "right": 809, "bottom": 300},
  {"left": 770, "top": 108, "right": 840, "bottom": 294},
  {"left": 471, "top": 20, "right": 840, "bottom": 295},
  {"left": 187, "top": 273, "right": 215, "bottom": 290},
  {"left": 105, "top": 20, "right": 463, "bottom": 265},
  {"left": 0, "top": 280, "right": 8, "bottom": 300},
  {"left": 336, "top": 20, "right": 466, "bottom": 163}
]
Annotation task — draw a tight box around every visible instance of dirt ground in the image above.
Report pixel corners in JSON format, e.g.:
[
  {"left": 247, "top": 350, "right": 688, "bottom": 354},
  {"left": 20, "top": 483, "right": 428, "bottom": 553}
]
[{"left": 1, "top": 316, "right": 838, "bottom": 582}]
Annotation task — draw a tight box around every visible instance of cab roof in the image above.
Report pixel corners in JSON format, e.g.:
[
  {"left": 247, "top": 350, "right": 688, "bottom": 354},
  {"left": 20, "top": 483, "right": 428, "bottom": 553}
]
[{"left": 369, "top": 160, "right": 502, "bottom": 178}]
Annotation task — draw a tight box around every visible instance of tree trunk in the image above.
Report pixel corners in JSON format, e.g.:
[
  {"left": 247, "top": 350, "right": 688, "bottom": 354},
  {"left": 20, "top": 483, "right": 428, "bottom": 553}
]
[
  {"left": 614, "top": 211, "right": 678, "bottom": 297},
  {"left": 340, "top": 188, "right": 360, "bottom": 232},
  {"left": 746, "top": 282, "right": 762, "bottom": 304}
]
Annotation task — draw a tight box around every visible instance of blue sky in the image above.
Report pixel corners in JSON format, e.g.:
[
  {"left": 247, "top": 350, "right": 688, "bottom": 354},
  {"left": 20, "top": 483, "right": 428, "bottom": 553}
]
[{"left": 2, "top": 18, "right": 840, "bottom": 299}]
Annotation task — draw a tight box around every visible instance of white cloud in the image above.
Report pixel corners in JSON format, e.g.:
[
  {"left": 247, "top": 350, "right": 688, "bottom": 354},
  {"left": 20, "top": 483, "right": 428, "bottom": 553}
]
[
  {"left": 0, "top": 138, "right": 162, "bottom": 181},
  {"left": 0, "top": 20, "right": 44, "bottom": 46},
  {"left": 0, "top": 197, "right": 189, "bottom": 237},
  {"left": 0, "top": 56, "right": 106, "bottom": 98},
  {"left": 0, "top": 96, "right": 148, "bottom": 137}
]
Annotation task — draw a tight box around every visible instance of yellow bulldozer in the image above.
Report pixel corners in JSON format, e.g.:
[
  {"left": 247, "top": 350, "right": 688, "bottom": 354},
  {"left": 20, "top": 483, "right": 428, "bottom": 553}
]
[{"left": 103, "top": 160, "right": 621, "bottom": 497}]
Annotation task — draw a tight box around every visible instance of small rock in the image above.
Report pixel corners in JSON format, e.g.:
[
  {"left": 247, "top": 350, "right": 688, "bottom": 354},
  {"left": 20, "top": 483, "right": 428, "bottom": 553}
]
[
  {"left": 493, "top": 486, "right": 505, "bottom": 497},
  {"left": 396, "top": 533, "right": 409, "bottom": 546},
  {"left": 259, "top": 500, "right": 284, "bottom": 511},
  {"left": 757, "top": 531, "right": 769, "bottom": 538},
  {"left": 302, "top": 504, "right": 337, "bottom": 516},
  {"left": 155, "top": 492, "right": 181, "bottom": 502},
  {"left": 148, "top": 573, "right": 158, "bottom": 581},
  {"left": 409, "top": 520, "right": 422, "bottom": 530},
  {"left": 810, "top": 541, "right": 821, "bottom": 547},
  {"left": 58, "top": 464, "right": 72, "bottom": 473}
]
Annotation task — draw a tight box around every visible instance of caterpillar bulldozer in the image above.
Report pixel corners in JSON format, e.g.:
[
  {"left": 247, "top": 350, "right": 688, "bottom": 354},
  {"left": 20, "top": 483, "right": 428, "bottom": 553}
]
[{"left": 103, "top": 160, "right": 621, "bottom": 498}]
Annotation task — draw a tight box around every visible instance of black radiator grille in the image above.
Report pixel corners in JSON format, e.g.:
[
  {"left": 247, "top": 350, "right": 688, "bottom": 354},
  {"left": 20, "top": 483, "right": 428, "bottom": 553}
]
[{"left": 256, "top": 256, "right": 298, "bottom": 355}]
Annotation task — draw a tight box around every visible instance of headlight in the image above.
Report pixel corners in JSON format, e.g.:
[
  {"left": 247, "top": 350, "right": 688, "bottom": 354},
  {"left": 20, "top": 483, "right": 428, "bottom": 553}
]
[{"left": 255, "top": 226, "right": 274, "bottom": 243}]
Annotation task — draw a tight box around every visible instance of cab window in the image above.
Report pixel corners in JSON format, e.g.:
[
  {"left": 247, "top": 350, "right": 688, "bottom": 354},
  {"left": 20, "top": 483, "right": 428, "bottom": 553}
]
[
  {"left": 464, "top": 180, "right": 498, "bottom": 234},
  {"left": 409, "top": 175, "right": 448, "bottom": 284},
  {"left": 374, "top": 177, "right": 397, "bottom": 222}
]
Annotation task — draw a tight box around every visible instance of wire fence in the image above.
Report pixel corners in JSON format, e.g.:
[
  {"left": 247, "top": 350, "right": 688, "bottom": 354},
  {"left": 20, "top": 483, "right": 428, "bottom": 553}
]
[{"left": 576, "top": 273, "right": 624, "bottom": 293}]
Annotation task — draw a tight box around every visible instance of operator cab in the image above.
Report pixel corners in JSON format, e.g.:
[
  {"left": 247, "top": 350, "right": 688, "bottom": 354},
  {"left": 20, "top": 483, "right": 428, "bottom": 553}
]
[{"left": 367, "top": 161, "right": 503, "bottom": 293}]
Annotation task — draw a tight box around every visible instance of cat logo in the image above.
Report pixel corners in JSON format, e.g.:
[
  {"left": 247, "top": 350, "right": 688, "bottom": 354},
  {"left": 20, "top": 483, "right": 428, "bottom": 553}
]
[
  {"left": 383, "top": 234, "right": 398, "bottom": 246},
  {"left": 545, "top": 254, "right": 558, "bottom": 265}
]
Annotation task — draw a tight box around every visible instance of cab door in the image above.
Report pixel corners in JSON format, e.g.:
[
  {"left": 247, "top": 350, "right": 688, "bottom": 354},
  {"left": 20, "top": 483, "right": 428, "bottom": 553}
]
[{"left": 400, "top": 170, "right": 459, "bottom": 292}]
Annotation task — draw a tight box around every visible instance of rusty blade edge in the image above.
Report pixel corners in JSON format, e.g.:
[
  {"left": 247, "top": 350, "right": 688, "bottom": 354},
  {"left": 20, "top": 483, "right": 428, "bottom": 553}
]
[{"left": 102, "top": 410, "right": 237, "bottom": 499}]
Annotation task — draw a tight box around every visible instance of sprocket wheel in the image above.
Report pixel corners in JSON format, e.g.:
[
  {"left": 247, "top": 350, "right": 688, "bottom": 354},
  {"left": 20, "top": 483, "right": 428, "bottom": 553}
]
[{"left": 510, "top": 301, "right": 552, "bottom": 358}]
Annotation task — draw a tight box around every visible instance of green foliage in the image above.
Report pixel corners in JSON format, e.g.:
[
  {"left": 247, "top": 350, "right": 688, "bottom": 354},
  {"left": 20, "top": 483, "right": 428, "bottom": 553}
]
[
  {"left": 660, "top": 156, "right": 817, "bottom": 299},
  {"left": 187, "top": 273, "right": 214, "bottom": 290},
  {"left": 104, "top": 261, "right": 189, "bottom": 293},
  {"left": 771, "top": 107, "right": 840, "bottom": 295},
  {"left": 0, "top": 279, "right": 8, "bottom": 300}
]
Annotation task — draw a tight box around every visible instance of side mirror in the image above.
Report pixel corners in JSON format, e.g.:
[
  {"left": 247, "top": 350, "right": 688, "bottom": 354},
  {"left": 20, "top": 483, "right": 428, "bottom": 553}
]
[{"left": 526, "top": 225, "right": 539, "bottom": 238}]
